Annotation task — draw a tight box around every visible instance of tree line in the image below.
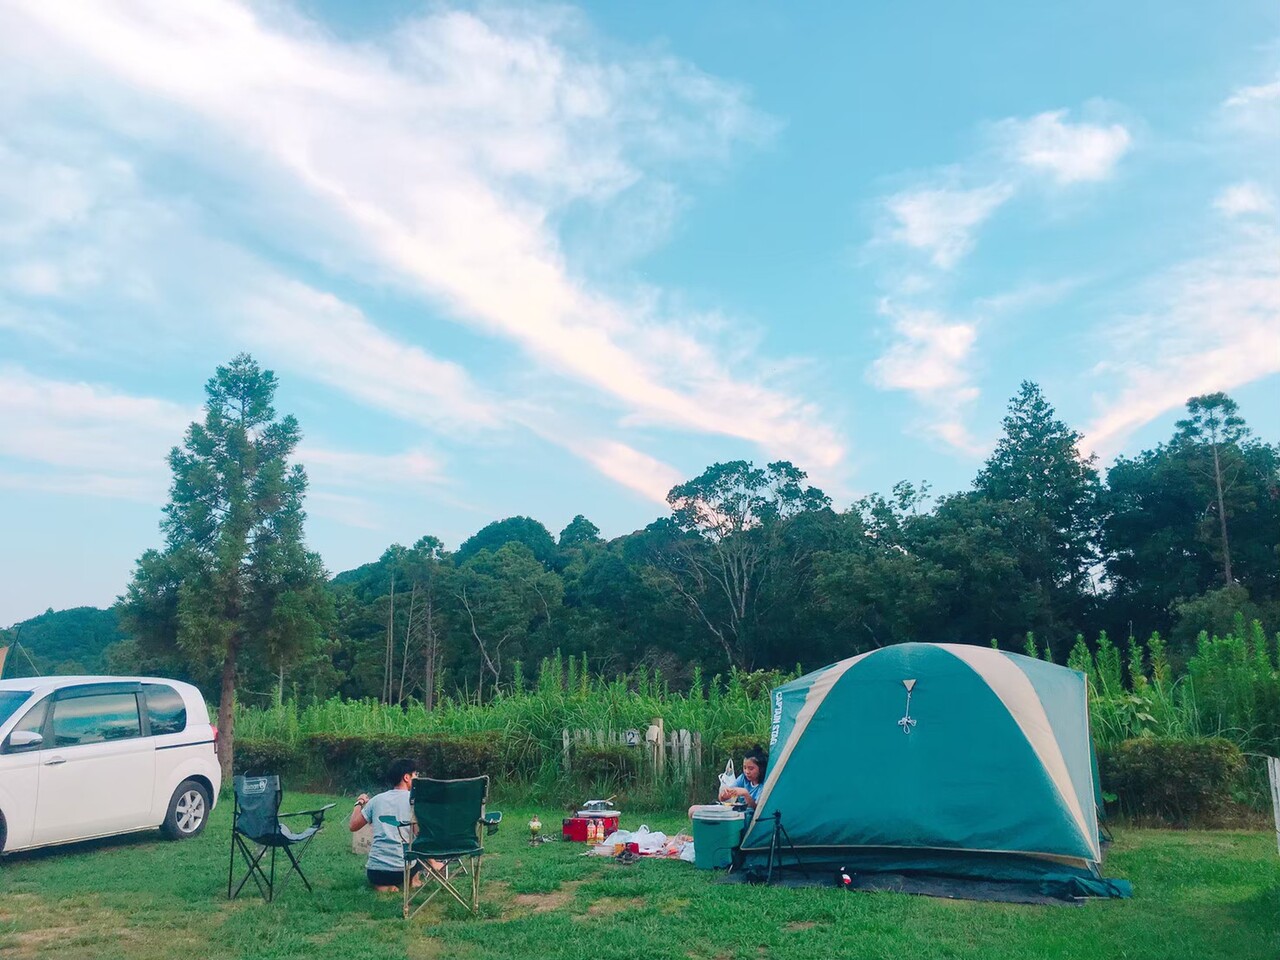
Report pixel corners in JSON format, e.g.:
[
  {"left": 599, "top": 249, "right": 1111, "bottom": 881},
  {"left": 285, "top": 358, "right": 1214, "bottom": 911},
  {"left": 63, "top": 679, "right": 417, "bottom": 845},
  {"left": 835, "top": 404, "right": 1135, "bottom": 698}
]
[{"left": 4, "top": 355, "right": 1276, "bottom": 781}]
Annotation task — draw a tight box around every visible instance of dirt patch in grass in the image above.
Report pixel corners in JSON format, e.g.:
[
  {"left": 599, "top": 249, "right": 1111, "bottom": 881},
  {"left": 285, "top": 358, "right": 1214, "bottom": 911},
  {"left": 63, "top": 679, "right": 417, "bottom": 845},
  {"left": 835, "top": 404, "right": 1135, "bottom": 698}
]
[
  {"left": 0, "top": 894, "right": 153, "bottom": 959},
  {"left": 662, "top": 897, "right": 691, "bottom": 915},
  {"left": 1, "top": 919, "right": 144, "bottom": 959},
  {"left": 510, "top": 880, "right": 584, "bottom": 915},
  {"left": 784, "top": 921, "right": 818, "bottom": 932},
  {"left": 584, "top": 896, "right": 644, "bottom": 917}
]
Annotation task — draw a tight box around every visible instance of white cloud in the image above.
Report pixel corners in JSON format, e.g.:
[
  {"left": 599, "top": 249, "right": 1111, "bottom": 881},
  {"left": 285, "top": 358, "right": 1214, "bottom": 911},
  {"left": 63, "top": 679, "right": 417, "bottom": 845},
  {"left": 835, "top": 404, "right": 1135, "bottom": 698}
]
[
  {"left": 0, "top": 365, "right": 467, "bottom": 520},
  {"left": 0, "top": 366, "right": 193, "bottom": 500},
  {"left": 570, "top": 439, "right": 685, "bottom": 507},
  {"left": 870, "top": 305, "right": 977, "bottom": 393},
  {"left": 242, "top": 281, "right": 503, "bottom": 434},
  {"left": 997, "top": 110, "right": 1132, "bottom": 184},
  {"left": 1222, "top": 68, "right": 1280, "bottom": 135},
  {"left": 1214, "top": 181, "right": 1275, "bottom": 218},
  {"left": 0, "top": 1, "right": 840, "bottom": 480},
  {"left": 1225, "top": 78, "right": 1280, "bottom": 108},
  {"left": 868, "top": 303, "right": 985, "bottom": 455},
  {"left": 883, "top": 183, "right": 1014, "bottom": 269},
  {"left": 297, "top": 445, "right": 446, "bottom": 490},
  {"left": 1083, "top": 222, "right": 1280, "bottom": 457}
]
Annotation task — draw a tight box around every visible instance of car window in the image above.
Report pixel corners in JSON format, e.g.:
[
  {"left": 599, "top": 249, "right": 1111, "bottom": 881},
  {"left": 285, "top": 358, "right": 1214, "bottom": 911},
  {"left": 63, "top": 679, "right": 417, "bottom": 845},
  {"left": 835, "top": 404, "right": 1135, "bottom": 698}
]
[
  {"left": 143, "top": 684, "right": 188, "bottom": 735},
  {"left": 3, "top": 696, "right": 46, "bottom": 753},
  {"left": 0, "top": 690, "right": 31, "bottom": 726},
  {"left": 51, "top": 693, "right": 142, "bottom": 747}
]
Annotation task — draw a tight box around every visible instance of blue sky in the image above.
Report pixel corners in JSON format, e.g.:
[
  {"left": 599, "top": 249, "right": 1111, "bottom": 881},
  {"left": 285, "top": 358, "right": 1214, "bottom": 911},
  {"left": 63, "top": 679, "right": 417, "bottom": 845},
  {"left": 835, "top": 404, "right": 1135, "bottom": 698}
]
[{"left": 1, "top": 1, "right": 1277, "bottom": 627}]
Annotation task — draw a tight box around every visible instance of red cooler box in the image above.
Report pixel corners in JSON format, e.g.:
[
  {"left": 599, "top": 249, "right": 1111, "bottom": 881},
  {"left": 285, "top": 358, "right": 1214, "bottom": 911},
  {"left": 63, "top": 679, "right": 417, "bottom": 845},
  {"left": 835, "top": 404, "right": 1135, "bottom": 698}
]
[{"left": 562, "top": 814, "right": 620, "bottom": 841}]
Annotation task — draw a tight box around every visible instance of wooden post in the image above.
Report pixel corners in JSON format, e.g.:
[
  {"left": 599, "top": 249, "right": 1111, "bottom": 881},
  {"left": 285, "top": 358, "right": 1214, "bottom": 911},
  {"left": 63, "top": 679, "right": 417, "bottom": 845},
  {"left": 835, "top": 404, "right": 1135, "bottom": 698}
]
[
  {"left": 1268, "top": 756, "right": 1280, "bottom": 856},
  {"left": 562, "top": 728, "right": 571, "bottom": 774},
  {"left": 656, "top": 717, "right": 666, "bottom": 779}
]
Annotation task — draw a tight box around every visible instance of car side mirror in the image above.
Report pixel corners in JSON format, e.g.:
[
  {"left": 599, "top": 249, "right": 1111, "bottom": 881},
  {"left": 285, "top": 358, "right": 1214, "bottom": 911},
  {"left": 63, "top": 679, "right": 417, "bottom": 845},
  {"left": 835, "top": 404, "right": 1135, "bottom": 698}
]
[{"left": 8, "top": 730, "right": 43, "bottom": 749}]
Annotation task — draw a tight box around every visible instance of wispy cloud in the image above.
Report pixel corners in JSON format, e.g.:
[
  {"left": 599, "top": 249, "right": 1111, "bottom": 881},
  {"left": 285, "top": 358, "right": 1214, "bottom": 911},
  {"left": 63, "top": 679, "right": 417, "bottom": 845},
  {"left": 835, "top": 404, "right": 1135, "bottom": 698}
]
[
  {"left": 0, "top": 366, "right": 193, "bottom": 500},
  {"left": 2, "top": 1, "right": 841, "bottom": 484},
  {"left": 1214, "top": 181, "right": 1275, "bottom": 218},
  {"left": 1083, "top": 221, "right": 1280, "bottom": 457},
  {"left": 1225, "top": 77, "right": 1280, "bottom": 108},
  {"left": 242, "top": 281, "right": 503, "bottom": 434},
  {"left": 297, "top": 445, "right": 447, "bottom": 490},
  {"left": 0, "top": 364, "right": 465, "bottom": 529},
  {"left": 868, "top": 302, "right": 984, "bottom": 454},
  {"left": 1222, "top": 60, "right": 1280, "bottom": 136},
  {"left": 996, "top": 110, "right": 1132, "bottom": 184},
  {"left": 868, "top": 104, "right": 1132, "bottom": 450},
  {"left": 568, "top": 438, "right": 686, "bottom": 507},
  {"left": 883, "top": 183, "right": 1014, "bottom": 270}
]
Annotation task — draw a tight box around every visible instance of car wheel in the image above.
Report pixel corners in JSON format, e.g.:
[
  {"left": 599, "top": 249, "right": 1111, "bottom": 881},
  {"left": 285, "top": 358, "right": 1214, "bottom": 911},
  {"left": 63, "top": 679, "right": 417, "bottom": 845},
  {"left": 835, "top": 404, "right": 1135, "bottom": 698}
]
[
  {"left": 0, "top": 812, "right": 7, "bottom": 855},
  {"left": 161, "top": 780, "right": 210, "bottom": 840}
]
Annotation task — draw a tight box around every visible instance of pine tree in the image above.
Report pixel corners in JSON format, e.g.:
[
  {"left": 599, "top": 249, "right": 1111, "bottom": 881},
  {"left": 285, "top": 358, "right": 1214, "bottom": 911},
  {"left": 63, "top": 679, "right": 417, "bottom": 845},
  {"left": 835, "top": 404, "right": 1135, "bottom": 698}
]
[{"left": 118, "top": 354, "right": 330, "bottom": 783}]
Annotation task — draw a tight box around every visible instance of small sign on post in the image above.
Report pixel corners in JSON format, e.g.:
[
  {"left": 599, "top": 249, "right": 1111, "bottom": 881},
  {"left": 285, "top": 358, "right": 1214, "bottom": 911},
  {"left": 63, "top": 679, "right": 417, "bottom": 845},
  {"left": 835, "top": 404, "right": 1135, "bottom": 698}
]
[
  {"left": 623, "top": 729, "right": 641, "bottom": 747},
  {"left": 1267, "top": 756, "right": 1280, "bottom": 856}
]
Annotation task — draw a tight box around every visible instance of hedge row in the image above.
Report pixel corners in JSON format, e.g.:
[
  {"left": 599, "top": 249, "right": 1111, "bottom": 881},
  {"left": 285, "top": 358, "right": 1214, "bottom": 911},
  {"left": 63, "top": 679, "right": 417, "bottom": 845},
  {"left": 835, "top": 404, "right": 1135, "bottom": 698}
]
[
  {"left": 1098, "top": 736, "right": 1246, "bottom": 825},
  {"left": 237, "top": 732, "right": 1251, "bottom": 825},
  {"left": 235, "top": 732, "right": 500, "bottom": 791}
]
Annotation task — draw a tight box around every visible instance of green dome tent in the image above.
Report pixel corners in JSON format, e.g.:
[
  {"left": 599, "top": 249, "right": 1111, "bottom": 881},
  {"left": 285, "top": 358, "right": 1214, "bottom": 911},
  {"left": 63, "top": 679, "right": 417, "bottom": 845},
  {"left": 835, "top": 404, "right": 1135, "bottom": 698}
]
[{"left": 739, "top": 642, "right": 1130, "bottom": 898}]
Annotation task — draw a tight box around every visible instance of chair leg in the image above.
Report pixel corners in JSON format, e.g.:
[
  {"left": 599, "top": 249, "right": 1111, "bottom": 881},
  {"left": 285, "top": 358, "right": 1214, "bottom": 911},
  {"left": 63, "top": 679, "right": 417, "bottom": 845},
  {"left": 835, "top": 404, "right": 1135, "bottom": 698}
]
[
  {"left": 471, "top": 856, "right": 480, "bottom": 914},
  {"left": 267, "top": 846, "right": 277, "bottom": 903},
  {"left": 281, "top": 843, "right": 312, "bottom": 894},
  {"left": 229, "top": 838, "right": 272, "bottom": 901},
  {"left": 228, "top": 828, "right": 236, "bottom": 899},
  {"left": 403, "top": 860, "right": 410, "bottom": 920}
]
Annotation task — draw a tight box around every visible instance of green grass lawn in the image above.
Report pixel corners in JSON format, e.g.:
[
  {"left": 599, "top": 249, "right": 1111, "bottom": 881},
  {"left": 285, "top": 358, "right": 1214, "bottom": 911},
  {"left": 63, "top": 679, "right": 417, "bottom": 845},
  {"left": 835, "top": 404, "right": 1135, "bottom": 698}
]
[{"left": 1, "top": 791, "right": 1277, "bottom": 960}]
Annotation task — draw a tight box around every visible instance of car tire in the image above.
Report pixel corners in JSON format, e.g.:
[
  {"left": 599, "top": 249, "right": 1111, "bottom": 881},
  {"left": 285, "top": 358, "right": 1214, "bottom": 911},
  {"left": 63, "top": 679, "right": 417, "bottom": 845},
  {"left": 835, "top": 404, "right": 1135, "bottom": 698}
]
[
  {"left": 0, "top": 811, "right": 7, "bottom": 855},
  {"left": 161, "top": 780, "right": 211, "bottom": 840}
]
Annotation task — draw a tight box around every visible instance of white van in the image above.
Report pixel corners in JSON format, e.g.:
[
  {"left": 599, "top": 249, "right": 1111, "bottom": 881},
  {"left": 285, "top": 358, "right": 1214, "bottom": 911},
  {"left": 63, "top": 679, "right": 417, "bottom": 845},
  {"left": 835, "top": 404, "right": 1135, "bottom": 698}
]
[{"left": 0, "top": 676, "right": 221, "bottom": 855}]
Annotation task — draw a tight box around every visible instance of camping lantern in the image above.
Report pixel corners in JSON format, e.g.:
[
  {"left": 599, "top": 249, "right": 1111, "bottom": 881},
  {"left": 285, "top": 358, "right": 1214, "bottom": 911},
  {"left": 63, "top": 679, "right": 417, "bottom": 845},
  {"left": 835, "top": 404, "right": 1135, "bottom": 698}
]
[{"left": 528, "top": 814, "right": 542, "bottom": 840}]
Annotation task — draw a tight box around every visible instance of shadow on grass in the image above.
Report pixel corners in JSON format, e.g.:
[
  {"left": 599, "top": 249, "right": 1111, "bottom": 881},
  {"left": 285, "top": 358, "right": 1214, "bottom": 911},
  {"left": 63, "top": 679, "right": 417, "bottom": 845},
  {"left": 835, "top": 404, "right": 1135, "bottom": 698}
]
[{"left": 4, "top": 828, "right": 174, "bottom": 862}]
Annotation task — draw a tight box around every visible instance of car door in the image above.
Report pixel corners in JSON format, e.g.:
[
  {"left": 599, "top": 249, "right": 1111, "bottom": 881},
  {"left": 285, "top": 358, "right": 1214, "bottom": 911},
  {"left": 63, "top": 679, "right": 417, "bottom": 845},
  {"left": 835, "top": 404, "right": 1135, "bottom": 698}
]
[
  {"left": 32, "top": 686, "right": 157, "bottom": 845},
  {"left": 0, "top": 694, "right": 49, "bottom": 851}
]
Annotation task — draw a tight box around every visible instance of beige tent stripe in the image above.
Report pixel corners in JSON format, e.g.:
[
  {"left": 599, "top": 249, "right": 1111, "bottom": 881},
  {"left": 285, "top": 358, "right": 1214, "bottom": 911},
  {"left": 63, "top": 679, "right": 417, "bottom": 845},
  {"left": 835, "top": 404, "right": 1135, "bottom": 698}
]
[
  {"left": 937, "top": 644, "right": 1099, "bottom": 861},
  {"left": 750, "top": 650, "right": 874, "bottom": 825}
]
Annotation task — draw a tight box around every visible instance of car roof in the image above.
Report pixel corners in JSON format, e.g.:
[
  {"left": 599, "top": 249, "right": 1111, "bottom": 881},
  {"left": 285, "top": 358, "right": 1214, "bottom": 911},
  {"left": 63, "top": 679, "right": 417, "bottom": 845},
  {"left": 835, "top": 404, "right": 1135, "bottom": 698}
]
[{"left": 0, "top": 676, "right": 198, "bottom": 695}]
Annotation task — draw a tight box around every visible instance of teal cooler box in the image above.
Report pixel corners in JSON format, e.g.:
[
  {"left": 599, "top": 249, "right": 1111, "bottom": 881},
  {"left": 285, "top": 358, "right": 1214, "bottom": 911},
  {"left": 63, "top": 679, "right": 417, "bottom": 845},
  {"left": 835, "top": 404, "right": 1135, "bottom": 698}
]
[{"left": 692, "top": 808, "right": 746, "bottom": 869}]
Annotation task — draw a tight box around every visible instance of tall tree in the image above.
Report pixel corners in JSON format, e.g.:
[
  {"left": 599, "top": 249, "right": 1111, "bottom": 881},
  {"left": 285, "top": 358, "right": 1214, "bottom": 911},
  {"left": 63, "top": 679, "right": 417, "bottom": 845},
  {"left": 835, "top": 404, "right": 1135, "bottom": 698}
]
[
  {"left": 453, "top": 543, "right": 563, "bottom": 700},
  {"left": 117, "top": 354, "right": 329, "bottom": 783},
  {"left": 456, "top": 516, "right": 557, "bottom": 567},
  {"left": 654, "top": 460, "right": 831, "bottom": 669},
  {"left": 558, "top": 514, "right": 602, "bottom": 549},
  {"left": 974, "top": 382, "right": 1101, "bottom": 644},
  {"left": 1175, "top": 392, "right": 1248, "bottom": 586},
  {"left": 1103, "top": 395, "right": 1279, "bottom": 644}
]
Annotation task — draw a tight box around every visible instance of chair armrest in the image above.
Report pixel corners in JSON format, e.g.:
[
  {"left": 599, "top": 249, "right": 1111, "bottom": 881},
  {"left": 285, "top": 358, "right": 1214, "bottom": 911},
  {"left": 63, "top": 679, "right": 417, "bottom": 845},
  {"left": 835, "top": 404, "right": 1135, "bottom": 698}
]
[
  {"left": 281, "top": 803, "right": 336, "bottom": 826},
  {"left": 480, "top": 811, "right": 502, "bottom": 836},
  {"left": 281, "top": 803, "right": 337, "bottom": 817},
  {"left": 379, "top": 815, "right": 414, "bottom": 843}
]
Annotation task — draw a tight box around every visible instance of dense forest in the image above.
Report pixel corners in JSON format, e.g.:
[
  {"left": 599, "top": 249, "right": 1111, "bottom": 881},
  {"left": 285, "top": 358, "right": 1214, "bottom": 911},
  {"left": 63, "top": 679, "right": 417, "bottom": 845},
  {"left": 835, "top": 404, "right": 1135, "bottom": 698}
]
[{"left": 5, "top": 379, "right": 1276, "bottom": 714}]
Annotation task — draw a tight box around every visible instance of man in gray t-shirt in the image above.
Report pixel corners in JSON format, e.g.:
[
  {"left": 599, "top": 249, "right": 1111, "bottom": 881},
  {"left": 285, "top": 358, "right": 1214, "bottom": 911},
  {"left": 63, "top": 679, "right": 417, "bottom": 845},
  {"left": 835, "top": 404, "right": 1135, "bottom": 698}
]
[{"left": 349, "top": 758, "right": 422, "bottom": 891}]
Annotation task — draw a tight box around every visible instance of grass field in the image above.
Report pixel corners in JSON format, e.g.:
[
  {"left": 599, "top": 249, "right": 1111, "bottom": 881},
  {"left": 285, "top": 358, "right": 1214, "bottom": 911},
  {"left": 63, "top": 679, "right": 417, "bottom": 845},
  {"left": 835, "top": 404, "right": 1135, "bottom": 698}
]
[{"left": 1, "top": 791, "right": 1276, "bottom": 960}]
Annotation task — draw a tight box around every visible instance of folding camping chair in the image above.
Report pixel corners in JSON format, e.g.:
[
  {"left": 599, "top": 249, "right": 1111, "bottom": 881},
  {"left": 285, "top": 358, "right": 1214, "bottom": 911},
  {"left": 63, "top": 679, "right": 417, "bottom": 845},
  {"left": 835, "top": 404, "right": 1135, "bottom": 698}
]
[
  {"left": 385, "top": 775, "right": 502, "bottom": 919},
  {"left": 228, "top": 775, "right": 335, "bottom": 902}
]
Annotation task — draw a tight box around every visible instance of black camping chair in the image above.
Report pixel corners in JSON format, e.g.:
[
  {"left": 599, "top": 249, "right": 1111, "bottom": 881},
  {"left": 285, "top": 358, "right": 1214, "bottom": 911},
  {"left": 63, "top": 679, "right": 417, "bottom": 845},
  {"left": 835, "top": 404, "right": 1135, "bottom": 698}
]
[
  {"left": 228, "top": 775, "right": 335, "bottom": 902},
  {"left": 385, "top": 775, "right": 501, "bottom": 919}
]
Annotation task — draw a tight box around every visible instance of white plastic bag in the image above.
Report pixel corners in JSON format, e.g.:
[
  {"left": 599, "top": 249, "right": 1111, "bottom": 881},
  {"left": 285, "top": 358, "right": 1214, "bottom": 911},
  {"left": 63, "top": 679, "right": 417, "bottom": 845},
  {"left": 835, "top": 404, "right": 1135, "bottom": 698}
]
[
  {"left": 717, "top": 759, "right": 737, "bottom": 794},
  {"left": 635, "top": 830, "right": 668, "bottom": 854},
  {"left": 678, "top": 841, "right": 696, "bottom": 863}
]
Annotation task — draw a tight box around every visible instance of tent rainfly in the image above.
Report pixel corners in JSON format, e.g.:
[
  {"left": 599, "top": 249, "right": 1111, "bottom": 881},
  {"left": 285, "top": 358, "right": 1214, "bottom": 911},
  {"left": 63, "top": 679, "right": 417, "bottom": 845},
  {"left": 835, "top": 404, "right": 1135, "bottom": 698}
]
[{"left": 739, "top": 642, "right": 1130, "bottom": 898}]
